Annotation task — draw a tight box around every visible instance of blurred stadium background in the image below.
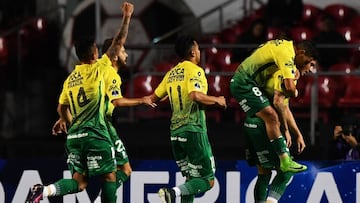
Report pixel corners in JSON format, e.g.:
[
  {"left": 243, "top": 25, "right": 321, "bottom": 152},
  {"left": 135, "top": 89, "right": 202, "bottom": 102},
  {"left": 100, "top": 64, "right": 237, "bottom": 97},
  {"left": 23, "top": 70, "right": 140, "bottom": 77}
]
[{"left": 0, "top": 0, "right": 360, "bottom": 161}]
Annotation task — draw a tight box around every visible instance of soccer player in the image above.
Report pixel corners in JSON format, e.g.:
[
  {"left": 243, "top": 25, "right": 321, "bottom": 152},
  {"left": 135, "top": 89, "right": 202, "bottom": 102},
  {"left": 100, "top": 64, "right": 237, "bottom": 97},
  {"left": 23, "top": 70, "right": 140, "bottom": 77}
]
[
  {"left": 230, "top": 39, "right": 318, "bottom": 173},
  {"left": 145, "top": 35, "right": 227, "bottom": 203},
  {"left": 246, "top": 62, "right": 315, "bottom": 202},
  {"left": 50, "top": 36, "right": 152, "bottom": 202},
  {"left": 26, "top": 2, "right": 155, "bottom": 203}
]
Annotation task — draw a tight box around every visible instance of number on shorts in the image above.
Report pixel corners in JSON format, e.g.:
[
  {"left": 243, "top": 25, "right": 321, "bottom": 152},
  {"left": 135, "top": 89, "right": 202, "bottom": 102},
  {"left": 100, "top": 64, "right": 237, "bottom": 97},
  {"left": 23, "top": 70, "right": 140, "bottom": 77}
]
[{"left": 252, "top": 87, "right": 262, "bottom": 97}]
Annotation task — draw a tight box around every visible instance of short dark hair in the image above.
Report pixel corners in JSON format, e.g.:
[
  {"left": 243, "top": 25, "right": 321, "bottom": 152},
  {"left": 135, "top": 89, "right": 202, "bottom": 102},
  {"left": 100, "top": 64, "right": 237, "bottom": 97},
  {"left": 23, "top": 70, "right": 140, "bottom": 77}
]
[
  {"left": 174, "top": 35, "right": 196, "bottom": 59},
  {"left": 296, "top": 40, "right": 320, "bottom": 61},
  {"left": 102, "top": 38, "right": 113, "bottom": 55},
  {"left": 74, "top": 36, "right": 96, "bottom": 62}
]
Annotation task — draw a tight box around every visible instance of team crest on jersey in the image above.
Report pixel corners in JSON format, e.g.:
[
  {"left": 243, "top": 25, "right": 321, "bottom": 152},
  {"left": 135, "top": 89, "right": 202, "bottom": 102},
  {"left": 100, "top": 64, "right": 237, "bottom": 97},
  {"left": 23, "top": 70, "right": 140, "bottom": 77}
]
[
  {"left": 194, "top": 82, "right": 201, "bottom": 89},
  {"left": 112, "top": 90, "right": 120, "bottom": 96}
]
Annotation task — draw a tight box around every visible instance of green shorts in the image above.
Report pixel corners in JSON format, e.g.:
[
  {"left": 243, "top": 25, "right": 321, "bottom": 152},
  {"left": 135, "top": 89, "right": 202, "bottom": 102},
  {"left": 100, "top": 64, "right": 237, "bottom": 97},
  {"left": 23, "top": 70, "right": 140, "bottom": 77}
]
[
  {"left": 243, "top": 116, "right": 279, "bottom": 169},
  {"left": 107, "top": 121, "right": 129, "bottom": 166},
  {"left": 66, "top": 130, "right": 116, "bottom": 177},
  {"left": 170, "top": 131, "right": 215, "bottom": 181},
  {"left": 230, "top": 71, "right": 270, "bottom": 117}
]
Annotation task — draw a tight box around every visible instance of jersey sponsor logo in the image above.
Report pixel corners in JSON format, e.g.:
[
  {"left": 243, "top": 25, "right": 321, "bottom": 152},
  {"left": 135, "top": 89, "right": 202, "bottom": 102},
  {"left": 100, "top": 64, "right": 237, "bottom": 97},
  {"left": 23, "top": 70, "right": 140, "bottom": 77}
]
[
  {"left": 239, "top": 99, "right": 251, "bottom": 112},
  {"left": 67, "top": 133, "right": 88, "bottom": 139},
  {"left": 109, "top": 85, "right": 121, "bottom": 97},
  {"left": 68, "top": 72, "right": 84, "bottom": 88},
  {"left": 244, "top": 122, "right": 257, "bottom": 128},
  {"left": 170, "top": 136, "right": 187, "bottom": 142},
  {"left": 256, "top": 150, "right": 270, "bottom": 164},
  {"left": 168, "top": 67, "right": 185, "bottom": 83},
  {"left": 87, "top": 155, "right": 103, "bottom": 169}
]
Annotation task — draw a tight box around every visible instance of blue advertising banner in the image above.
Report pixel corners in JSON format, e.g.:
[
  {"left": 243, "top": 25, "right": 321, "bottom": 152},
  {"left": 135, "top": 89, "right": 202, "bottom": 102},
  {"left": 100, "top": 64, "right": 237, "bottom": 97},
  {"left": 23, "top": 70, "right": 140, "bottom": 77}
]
[{"left": 0, "top": 159, "right": 359, "bottom": 203}]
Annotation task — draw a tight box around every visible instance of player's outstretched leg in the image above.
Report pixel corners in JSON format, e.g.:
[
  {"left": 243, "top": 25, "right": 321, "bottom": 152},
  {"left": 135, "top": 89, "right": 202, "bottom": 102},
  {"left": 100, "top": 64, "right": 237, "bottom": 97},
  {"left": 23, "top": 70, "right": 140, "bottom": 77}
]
[
  {"left": 26, "top": 184, "right": 44, "bottom": 203},
  {"left": 280, "top": 156, "right": 307, "bottom": 173},
  {"left": 158, "top": 187, "right": 176, "bottom": 203}
]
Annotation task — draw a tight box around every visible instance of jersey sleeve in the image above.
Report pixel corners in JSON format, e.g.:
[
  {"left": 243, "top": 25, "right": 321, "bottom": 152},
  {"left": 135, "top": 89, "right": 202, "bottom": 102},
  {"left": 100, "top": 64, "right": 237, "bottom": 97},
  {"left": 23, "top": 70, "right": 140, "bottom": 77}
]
[
  {"left": 98, "top": 54, "right": 123, "bottom": 102},
  {"left": 187, "top": 67, "right": 207, "bottom": 94},
  {"left": 154, "top": 73, "right": 169, "bottom": 99},
  {"left": 273, "top": 42, "right": 297, "bottom": 80},
  {"left": 104, "top": 66, "right": 123, "bottom": 102}
]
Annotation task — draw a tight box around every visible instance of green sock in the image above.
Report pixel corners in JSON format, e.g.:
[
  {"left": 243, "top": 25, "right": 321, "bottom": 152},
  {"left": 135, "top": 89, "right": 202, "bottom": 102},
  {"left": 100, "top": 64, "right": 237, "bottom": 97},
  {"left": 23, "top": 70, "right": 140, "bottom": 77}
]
[
  {"left": 116, "top": 170, "right": 129, "bottom": 189},
  {"left": 178, "top": 178, "right": 211, "bottom": 196},
  {"left": 268, "top": 171, "right": 293, "bottom": 200},
  {"left": 181, "top": 194, "right": 195, "bottom": 203},
  {"left": 254, "top": 174, "right": 271, "bottom": 202},
  {"left": 270, "top": 136, "right": 289, "bottom": 155},
  {"left": 53, "top": 179, "right": 80, "bottom": 196},
  {"left": 101, "top": 181, "right": 117, "bottom": 203}
]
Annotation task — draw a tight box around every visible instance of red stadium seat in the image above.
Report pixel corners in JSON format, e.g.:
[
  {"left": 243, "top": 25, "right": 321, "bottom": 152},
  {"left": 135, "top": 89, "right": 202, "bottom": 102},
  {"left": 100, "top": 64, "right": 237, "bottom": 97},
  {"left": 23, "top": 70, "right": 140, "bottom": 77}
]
[
  {"left": 324, "top": 4, "right": 357, "bottom": 26},
  {"left": 206, "top": 49, "right": 233, "bottom": 71},
  {"left": 288, "top": 26, "right": 315, "bottom": 42},
  {"left": 127, "top": 74, "right": 160, "bottom": 98},
  {"left": 206, "top": 74, "right": 231, "bottom": 122},
  {"left": 350, "top": 15, "right": 360, "bottom": 36},
  {"left": 328, "top": 62, "right": 356, "bottom": 73},
  {"left": 267, "top": 27, "right": 282, "bottom": 40},
  {"left": 336, "top": 26, "right": 359, "bottom": 42},
  {"left": 343, "top": 38, "right": 360, "bottom": 67},
  {"left": 350, "top": 50, "right": 360, "bottom": 67},
  {"left": 338, "top": 76, "right": 360, "bottom": 108},
  {"left": 207, "top": 74, "right": 231, "bottom": 97},
  {"left": 126, "top": 74, "right": 170, "bottom": 120},
  {"left": 222, "top": 62, "right": 240, "bottom": 72},
  {"left": 220, "top": 24, "right": 245, "bottom": 44},
  {"left": 0, "top": 37, "right": 9, "bottom": 66},
  {"left": 203, "top": 63, "right": 219, "bottom": 74},
  {"left": 290, "top": 76, "right": 337, "bottom": 123},
  {"left": 300, "top": 4, "right": 323, "bottom": 28},
  {"left": 154, "top": 62, "right": 174, "bottom": 73},
  {"left": 328, "top": 62, "right": 356, "bottom": 96},
  {"left": 201, "top": 34, "right": 222, "bottom": 56}
]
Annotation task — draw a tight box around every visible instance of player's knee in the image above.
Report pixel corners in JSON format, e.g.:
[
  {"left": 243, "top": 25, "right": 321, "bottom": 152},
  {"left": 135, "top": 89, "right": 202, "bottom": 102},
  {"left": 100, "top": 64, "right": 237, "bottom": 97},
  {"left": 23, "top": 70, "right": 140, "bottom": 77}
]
[
  {"left": 257, "top": 165, "right": 271, "bottom": 175},
  {"left": 208, "top": 179, "right": 215, "bottom": 188},
  {"left": 258, "top": 107, "right": 279, "bottom": 124},
  {"left": 78, "top": 182, "right": 88, "bottom": 191},
  {"left": 124, "top": 167, "right": 132, "bottom": 177},
  {"left": 118, "top": 164, "right": 132, "bottom": 176}
]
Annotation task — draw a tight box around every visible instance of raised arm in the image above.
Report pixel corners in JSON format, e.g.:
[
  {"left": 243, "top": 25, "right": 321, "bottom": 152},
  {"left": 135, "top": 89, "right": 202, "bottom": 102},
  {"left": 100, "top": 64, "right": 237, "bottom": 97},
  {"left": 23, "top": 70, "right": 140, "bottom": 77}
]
[{"left": 106, "top": 2, "right": 134, "bottom": 61}]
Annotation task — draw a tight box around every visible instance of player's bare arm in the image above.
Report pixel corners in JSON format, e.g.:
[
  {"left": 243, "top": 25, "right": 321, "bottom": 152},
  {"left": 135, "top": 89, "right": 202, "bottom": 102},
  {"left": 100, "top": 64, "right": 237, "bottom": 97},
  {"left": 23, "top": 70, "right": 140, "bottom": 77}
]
[
  {"left": 106, "top": 2, "right": 134, "bottom": 61},
  {"left": 57, "top": 104, "right": 72, "bottom": 131},
  {"left": 273, "top": 90, "right": 291, "bottom": 146},
  {"left": 283, "top": 78, "right": 297, "bottom": 97},
  {"left": 285, "top": 106, "right": 306, "bottom": 154},
  {"left": 52, "top": 108, "right": 73, "bottom": 135},
  {"left": 112, "top": 96, "right": 157, "bottom": 108},
  {"left": 189, "top": 91, "right": 227, "bottom": 109}
]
